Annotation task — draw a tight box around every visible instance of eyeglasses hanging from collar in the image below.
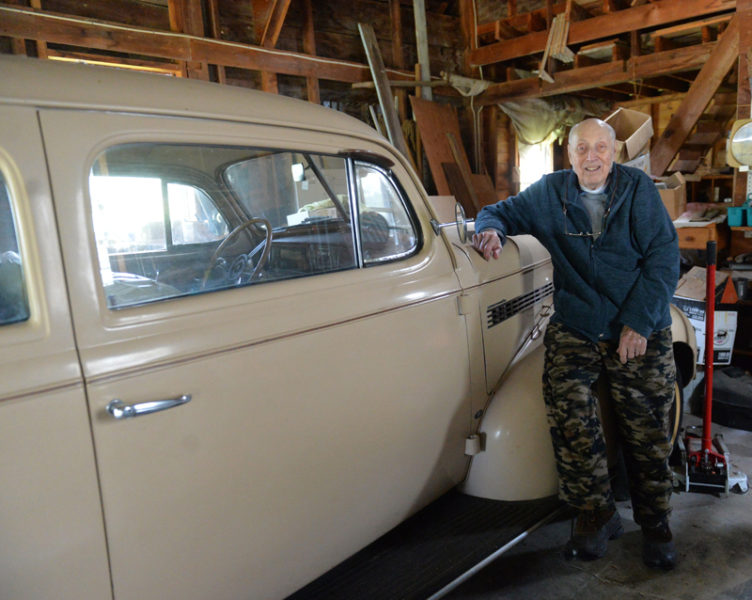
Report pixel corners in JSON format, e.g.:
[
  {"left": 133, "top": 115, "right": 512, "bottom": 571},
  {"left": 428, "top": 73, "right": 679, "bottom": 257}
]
[{"left": 562, "top": 170, "right": 618, "bottom": 239}]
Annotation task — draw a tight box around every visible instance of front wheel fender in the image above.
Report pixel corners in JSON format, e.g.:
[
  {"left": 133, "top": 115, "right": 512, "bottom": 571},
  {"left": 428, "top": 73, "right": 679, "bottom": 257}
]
[{"left": 461, "top": 344, "right": 558, "bottom": 501}]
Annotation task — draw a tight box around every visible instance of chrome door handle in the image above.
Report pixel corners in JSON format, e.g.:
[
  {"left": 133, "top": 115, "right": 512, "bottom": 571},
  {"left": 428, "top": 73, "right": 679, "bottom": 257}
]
[{"left": 106, "top": 394, "right": 192, "bottom": 420}]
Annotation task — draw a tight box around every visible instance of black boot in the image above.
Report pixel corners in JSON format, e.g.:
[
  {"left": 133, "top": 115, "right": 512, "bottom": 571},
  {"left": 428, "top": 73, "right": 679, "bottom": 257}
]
[
  {"left": 565, "top": 508, "right": 624, "bottom": 560},
  {"left": 642, "top": 521, "right": 676, "bottom": 570}
]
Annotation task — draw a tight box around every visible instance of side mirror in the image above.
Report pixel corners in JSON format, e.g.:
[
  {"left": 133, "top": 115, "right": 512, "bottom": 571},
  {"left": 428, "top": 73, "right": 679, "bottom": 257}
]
[
  {"left": 726, "top": 119, "right": 752, "bottom": 168},
  {"left": 430, "top": 201, "right": 471, "bottom": 243},
  {"left": 455, "top": 201, "right": 468, "bottom": 244}
]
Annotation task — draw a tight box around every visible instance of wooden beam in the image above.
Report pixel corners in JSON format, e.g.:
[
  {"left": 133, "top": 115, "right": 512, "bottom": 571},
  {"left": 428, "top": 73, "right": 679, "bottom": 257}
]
[
  {"left": 389, "top": 0, "right": 407, "bottom": 119},
  {"left": 253, "top": 0, "right": 292, "bottom": 94},
  {"left": 0, "top": 4, "right": 419, "bottom": 84},
  {"left": 168, "top": 0, "right": 209, "bottom": 80},
  {"left": 414, "top": 0, "right": 433, "bottom": 100},
  {"left": 470, "top": 0, "right": 736, "bottom": 66},
  {"left": 358, "top": 23, "right": 411, "bottom": 159},
  {"left": 206, "top": 0, "right": 226, "bottom": 83},
  {"left": 477, "top": 39, "right": 718, "bottom": 104},
  {"left": 28, "top": 0, "right": 47, "bottom": 58},
  {"left": 302, "top": 0, "right": 319, "bottom": 104},
  {"left": 651, "top": 15, "right": 739, "bottom": 175}
]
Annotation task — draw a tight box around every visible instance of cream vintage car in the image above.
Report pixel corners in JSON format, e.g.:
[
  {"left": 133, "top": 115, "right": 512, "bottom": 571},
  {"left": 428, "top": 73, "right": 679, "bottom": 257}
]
[{"left": 0, "top": 55, "right": 696, "bottom": 600}]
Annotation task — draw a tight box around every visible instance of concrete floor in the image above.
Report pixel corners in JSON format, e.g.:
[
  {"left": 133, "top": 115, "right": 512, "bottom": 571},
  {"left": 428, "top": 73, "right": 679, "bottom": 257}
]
[{"left": 448, "top": 414, "right": 752, "bottom": 600}]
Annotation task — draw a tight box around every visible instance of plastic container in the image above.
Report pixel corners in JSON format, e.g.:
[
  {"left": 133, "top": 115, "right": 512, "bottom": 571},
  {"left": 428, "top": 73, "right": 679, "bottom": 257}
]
[
  {"left": 727, "top": 206, "right": 745, "bottom": 227},
  {"left": 745, "top": 206, "right": 752, "bottom": 227}
]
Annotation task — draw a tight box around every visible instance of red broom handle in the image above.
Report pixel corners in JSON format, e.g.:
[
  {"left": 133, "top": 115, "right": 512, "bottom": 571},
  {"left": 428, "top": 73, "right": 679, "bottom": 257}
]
[{"left": 703, "top": 240, "right": 716, "bottom": 453}]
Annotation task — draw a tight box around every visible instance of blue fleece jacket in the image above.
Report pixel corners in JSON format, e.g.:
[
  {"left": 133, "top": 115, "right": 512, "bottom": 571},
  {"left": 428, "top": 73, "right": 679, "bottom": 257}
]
[{"left": 474, "top": 163, "right": 679, "bottom": 343}]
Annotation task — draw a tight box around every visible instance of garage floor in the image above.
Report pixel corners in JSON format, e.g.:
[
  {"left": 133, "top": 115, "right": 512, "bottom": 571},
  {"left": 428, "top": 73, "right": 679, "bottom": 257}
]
[{"left": 447, "top": 414, "right": 752, "bottom": 600}]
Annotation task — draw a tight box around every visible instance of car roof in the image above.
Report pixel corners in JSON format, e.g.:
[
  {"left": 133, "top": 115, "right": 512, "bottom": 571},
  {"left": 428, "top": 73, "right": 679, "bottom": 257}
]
[{"left": 0, "top": 54, "right": 381, "bottom": 141}]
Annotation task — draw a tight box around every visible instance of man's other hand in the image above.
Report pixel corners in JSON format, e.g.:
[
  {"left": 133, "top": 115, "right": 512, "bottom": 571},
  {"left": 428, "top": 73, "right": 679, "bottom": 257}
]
[
  {"left": 618, "top": 325, "right": 647, "bottom": 364},
  {"left": 471, "top": 230, "right": 502, "bottom": 261}
]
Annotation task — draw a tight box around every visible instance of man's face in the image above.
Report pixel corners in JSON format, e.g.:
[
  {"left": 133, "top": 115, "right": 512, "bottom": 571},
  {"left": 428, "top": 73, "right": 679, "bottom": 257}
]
[{"left": 568, "top": 121, "right": 615, "bottom": 191}]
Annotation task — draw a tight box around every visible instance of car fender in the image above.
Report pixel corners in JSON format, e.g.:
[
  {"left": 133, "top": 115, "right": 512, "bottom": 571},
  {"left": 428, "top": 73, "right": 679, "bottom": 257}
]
[{"left": 461, "top": 342, "right": 558, "bottom": 501}]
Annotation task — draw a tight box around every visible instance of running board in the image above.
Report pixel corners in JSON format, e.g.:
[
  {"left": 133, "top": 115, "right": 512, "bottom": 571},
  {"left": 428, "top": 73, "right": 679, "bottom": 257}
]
[{"left": 286, "top": 491, "right": 564, "bottom": 600}]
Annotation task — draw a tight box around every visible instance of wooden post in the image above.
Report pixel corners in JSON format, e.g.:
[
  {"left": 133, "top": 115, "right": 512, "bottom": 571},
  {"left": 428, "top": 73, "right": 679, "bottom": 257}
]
[
  {"left": 168, "top": 0, "right": 209, "bottom": 80},
  {"left": 413, "top": 0, "right": 432, "bottom": 100},
  {"left": 302, "top": 0, "right": 320, "bottom": 104},
  {"left": 206, "top": 0, "right": 226, "bottom": 83},
  {"left": 734, "top": 0, "right": 752, "bottom": 207}
]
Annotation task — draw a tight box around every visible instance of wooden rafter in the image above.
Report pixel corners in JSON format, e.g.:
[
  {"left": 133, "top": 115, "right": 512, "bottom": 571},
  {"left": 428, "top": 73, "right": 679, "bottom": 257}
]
[
  {"left": 253, "top": 0, "right": 292, "bottom": 93},
  {"left": 470, "top": 0, "right": 736, "bottom": 66},
  {"left": 253, "top": 0, "right": 291, "bottom": 47},
  {"left": 168, "top": 0, "right": 209, "bottom": 79},
  {"left": 650, "top": 15, "right": 740, "bottom": 175},
  {"left": 477, "top": 39, "right": 720, "bottom": 104},
  {"left": 206, "top": 0, "right": 225, "bottom": 83},
  {"left": 302, "top": 0, "right": 319, "bottom": 104},
  {"left": 0, "top": 4, "right": 420, "bottom": 84}
]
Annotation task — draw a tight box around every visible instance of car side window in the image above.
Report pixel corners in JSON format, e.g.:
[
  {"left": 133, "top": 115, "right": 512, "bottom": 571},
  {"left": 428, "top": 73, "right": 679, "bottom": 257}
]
[
  {"left": 89, "top": 144, "right": 358, "bottom": 309},
  {"left": 355, "top": 162, "right": 418, "bottom": 265},
  {"left": 0, "top": 174, "right": 30, "bottom": 326}
]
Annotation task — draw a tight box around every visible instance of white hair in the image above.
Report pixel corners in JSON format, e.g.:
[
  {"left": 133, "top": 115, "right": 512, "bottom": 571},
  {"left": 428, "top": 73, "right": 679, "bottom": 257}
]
[{"left": 568, "top": 118, "right": 616, "bottom": 146}]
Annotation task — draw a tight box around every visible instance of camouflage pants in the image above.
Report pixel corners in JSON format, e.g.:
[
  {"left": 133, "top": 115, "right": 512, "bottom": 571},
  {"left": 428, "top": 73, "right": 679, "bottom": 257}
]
[{"left": 542, "top": 321, "right": 676, "bottom": 526}]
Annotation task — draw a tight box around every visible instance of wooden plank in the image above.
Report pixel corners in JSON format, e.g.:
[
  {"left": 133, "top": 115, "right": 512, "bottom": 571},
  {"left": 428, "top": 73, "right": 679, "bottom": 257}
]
[
  {"left": 0, "top": 4, "right": 418, "bottom": 84},
  {"left": 254, "top": 0, "right": 291, "bottom": 47},
  {"left": 447, "top": 131, "right": 482, "bottom": 215},
  {"left": 358, "top": 23, "right": 411, "bottom": 160},
  {"left": 651, "top": 15, "right": 739, "bottom": 175},
  {"left": 470, "top": 0, "right": 736, "bottom": 66},
  {"left": 302, "top": 0, "right": 319, "bottom": 104},
  {"left": 442, "top": 162, "right": 478, "bottom": 217},
  {"left": 253, "top": 0, "right": 291, "bottom": 93},
  {"left": 206, "top": 0, "right": 226, "bottom": 83},
  {"left": 28, "top": 0, "right": 48, "bottom": 59},
  {"left": 649, "top": 13, "right": 731, "bottom": 39},
  {"left": 43, "top": 0, "right": 169, "bottom": 28},
  {"left": 413, "top": 0, "right": 433, "bottom": 100},
  {"left": 389, "top": 0, "right": 407, "bottom": 119},
  {"left": 410, "top": 96, "right": 472, "bottom": 196},
  {"left": 477, "top": 40, "right": 716, "bottom": 104}
]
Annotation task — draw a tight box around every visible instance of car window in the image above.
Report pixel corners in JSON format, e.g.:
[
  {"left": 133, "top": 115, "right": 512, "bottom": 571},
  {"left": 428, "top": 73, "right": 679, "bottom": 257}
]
[
  {"left": 0, "top": 173, "right": 30, "bottom": 326},
  {"left": 355, "top": 162, "right": 418, "bottom": 265},
  {"left": 89, "top": 144, "right": 359, "bottom": 309}
]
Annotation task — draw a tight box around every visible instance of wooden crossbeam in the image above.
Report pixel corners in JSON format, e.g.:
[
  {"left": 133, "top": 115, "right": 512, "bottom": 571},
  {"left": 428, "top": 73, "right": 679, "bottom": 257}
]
[
  {"left": 651, "top": 15, "right": 739, "bottom": 175},
  {"left": 477, "top": 40, "right": 718, "bottom": 104},
  {"left": 0, "top": 4, "right": 419, "bottom": 84},
  {"left": 470, "top": 0, "right": 736, "bottom": 66}
]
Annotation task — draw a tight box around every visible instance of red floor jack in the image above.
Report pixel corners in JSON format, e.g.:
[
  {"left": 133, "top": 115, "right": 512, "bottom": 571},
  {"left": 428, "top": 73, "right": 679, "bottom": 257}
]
[{"left": 676, "top": 241, "right": 748, "bottom": 495}]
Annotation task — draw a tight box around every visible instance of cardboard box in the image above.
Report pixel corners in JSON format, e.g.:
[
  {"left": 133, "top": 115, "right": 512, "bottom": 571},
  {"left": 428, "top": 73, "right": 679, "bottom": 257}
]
[
  {"left": 674, "top": 266, "right": 728, "bottom": 304},
  {"left": 605, "top": 107, "right": 654, "bottom": 163},
  {"left": 673, "top": 266, "right": 736, "bottom": 364},
  {"left": 623, "top": 151, "right": 651, "bottom": 176},
  {"left": 655, "top": 172, "right": 687, "bottom": 220},
  {"left": 694, "top": 310, "right": 737, "bottom": 365}
]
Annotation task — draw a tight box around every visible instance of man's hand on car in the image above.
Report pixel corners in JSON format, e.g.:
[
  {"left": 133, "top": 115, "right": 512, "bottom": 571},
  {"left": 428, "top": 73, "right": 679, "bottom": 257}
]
[{"left": 471, "top": 230, "right": 502, "bottom": 261}]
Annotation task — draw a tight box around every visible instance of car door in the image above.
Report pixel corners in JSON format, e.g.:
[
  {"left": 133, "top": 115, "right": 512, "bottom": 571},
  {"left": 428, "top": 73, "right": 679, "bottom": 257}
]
[
  {"left": 40, "top": 108, "right": 472, "bottom": 600},
  {"left": 0, "top": 106, "right": 111, "bottom": 599}
]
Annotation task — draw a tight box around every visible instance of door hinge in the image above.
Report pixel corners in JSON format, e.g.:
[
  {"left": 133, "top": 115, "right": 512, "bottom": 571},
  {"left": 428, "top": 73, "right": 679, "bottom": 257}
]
[
  {"left": 465, "top": 434, "right": 482, "bottom": 456},
  {"left": 457, "top": 293, "right": 474, "bottom": 316}
]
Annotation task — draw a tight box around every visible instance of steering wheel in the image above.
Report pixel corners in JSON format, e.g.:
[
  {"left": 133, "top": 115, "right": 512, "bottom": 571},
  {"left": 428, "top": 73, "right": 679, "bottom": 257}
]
[{"left": 201, "top": 218, "right": 272, "bottom": 289}]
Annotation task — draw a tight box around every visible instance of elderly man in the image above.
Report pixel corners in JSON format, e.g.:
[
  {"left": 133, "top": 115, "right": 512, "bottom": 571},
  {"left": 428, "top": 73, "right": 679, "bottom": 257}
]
[{"left": 472, "top": 118, "right": 679, "bottom": 569}]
